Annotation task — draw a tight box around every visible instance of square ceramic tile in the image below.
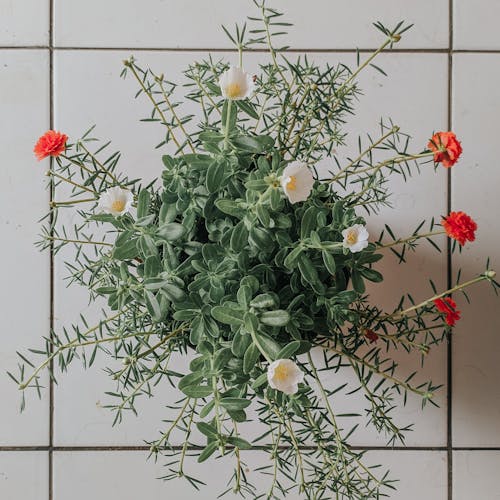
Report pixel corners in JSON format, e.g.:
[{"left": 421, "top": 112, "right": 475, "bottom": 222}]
[
  {"left": 0, "top": 49, "right": 50, "bottom": 445},
  {"left": 452, "top": 54, "right": 500, "bottom": 446},
  {"left": 367, "top": 450, "right": 447, "bottom": 499},
  {"left": 453, "top": 451, "right": 500, "bottom": 500},
  {"left": 454, "top": 0, "right": 500, "bottom": 50},
  {"left": 53, "top": 50, "right": 448, "bottom": 447},
  {"left": 53, "top": 449, "right": 446, "bottom": 499},
  {"left": 0, "top": 0, "right": 49, "bottom": 46},
  {"left": 54, "top": 0, "right": 448, "bottom": 49},
  {"left": 0, "top": 452, "right": 48, "bottom": 500}
]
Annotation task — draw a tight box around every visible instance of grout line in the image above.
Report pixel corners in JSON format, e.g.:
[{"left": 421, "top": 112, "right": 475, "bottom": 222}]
[
  {"left": 48, "top": 1, "right": 55, "bottom": 500},
  {"left": 0, "top": 445, "right": 498, "bottom": 453},
  {"left": 1, "top": 45, "right": 500, "bottom": 54},
  {"left": 447, "top": 1, "right": 454, "bottom": 499}
]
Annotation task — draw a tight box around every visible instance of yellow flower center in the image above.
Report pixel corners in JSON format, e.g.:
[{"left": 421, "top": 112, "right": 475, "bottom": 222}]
[
  {"left": 273, "top": 363, "right": 289, "bottom": 382},
  {"left": 226, "top": 82, "right": 242, "bottom": 99},
  {"left": 346, "top": 230, "right": 358, "bottom": 245},
  {"left": 111, "top": 200, "right": 126, "bottom": 212},
  {"left": 286, "top": 175, "right": 297, "bottom": 191}
]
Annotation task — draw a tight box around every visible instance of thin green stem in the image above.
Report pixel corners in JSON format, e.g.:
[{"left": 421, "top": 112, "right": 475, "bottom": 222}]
[
  {"left": 332, "top": 126, "right": 400, "bottom": 181},
  {"left": 50, "top": 197, "right": 97, "bottom": 206},
  {"left": 156, "top": 76, "right": 196, "bottom": 153},
  {"left": 392, "top": 274, "right": 491, "bottom": 320},
  {"left": 126, "top": 62, "right": 183, "bottom": 152},
  {"left": 75, "top": 143, "right": 122, "bottom": 186},
  {"left": 45, "top": 236, "right": 112, "bottom": 247},
  {"left": 49, "top": 171, "right": 96, "bottom": 194},
  {"left": 19, "top": 308, "right": 130, "bottom": 390},
  {"left": 378, "top": 230, "right": 445, "bottom": 249}
]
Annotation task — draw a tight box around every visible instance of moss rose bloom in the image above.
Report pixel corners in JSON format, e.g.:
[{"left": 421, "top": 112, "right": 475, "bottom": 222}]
[
  {"left": 267, "top": 359, "right": 304, "bottom": 395},
  {"left": 442, "top": 211, "right": 477, "bottom": 246},
  {"left": 434, "top": 297, "right": 461, "bottom": 326},
  {"left": 34, "top": 130, "right": 68, "bottom": 160},
  {"left": 428, "top": 131, "right": 462, "bottom": 168},
  {"left": 364, "top": 329, "right": 379, "bottom": 343}
]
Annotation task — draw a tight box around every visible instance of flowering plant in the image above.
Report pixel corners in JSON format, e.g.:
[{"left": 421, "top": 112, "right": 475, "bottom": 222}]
[{"left": 13, "top": 3, "right": 498, "bottom": 499}]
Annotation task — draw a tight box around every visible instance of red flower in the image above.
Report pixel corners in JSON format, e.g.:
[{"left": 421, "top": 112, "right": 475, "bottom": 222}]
[
  {"left": 364, "top": 329, "right": 379, "bottom": 343},
  {"left": 433, "top": 297, "right": 461, "bottom": 326},
  {"left": 442, "top": 211, "right": 477, "bottom": 246},
  {"left": 34, "top": 130, "right": 68, "bottom": 160},
  {"left": 428, "top": 131, "right": 462, "bottom": 168}
]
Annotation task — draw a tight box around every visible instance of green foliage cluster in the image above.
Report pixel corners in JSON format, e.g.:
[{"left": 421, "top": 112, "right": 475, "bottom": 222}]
[{"left": 11, "top": 2, "right": 498, "bottom": 499}]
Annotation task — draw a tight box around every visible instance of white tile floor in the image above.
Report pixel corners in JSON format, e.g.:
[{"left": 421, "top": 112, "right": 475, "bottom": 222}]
[{"left": 1, "top": 1, "right": 499, "bottom": 499}]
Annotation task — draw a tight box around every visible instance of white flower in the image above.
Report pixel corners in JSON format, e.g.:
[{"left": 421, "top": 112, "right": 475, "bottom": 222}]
[
  {"left": 98, "top": 187, "right": 133, "bottom": 216},
  {"left": 342, "top": 224, "right": 369, "bottom": 253},
  {"left": 280, "top": 162, "right": 315, "bottom": 204},
  {"left": 219, "top": 66, "right": 254, "bottom": 100},
  {"left": 267, "top": 359, "right": 304, "bottom": 395}
]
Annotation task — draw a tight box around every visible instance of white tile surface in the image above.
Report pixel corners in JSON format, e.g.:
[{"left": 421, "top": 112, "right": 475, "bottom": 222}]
[
  {"left": 452, "top": 54, "right": 500, "bottom": 446},
  {"left": 0, "top": 50, "right": 50, "bottom": 445},
  {"left": 3, "top": 1, "right": 500, "bottom": 498},
  {"left": 53, "top": 50, "right": 448, "bottom": 447},
  {"left": 54, "top": 0, "right": 448, "bottom": 49},
  {"left": 53, "top": 449, "right": 446, "bottom": 500},
  {"left": 454, "top": 0, "right": 500, "bottom": 50},
  {"left": 0, "top": 0, "right": 49, "bottom": 46},
  {"left": 453, "top": 451, "right": 500, "bottom": 500},
  {"left": 0, "top": 452, "right": 48, "bottom": 500}
]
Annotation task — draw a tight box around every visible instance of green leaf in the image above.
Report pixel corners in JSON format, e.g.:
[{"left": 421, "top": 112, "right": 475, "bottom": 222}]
[
  {"left": 144, "top": 290, "right": 162, "bottom": 322},
  {"left": 230, "top": 221, "right": 248, "bottom": 252},
  {"left": 252, "top": 372, "right": 268, "bottom": 389},
  {"left": 226, "top": 409, "right": 247, "bottom": 422},
  {"left": 157, "top": 222, "right": 186, "bottom": 242},
  {"left": 253, "top": 331, "right": 281, "bottom": 360},
  {"left": 181, "top": 385, "right": 213, "bottom": 398},
  {"left": 237, "top": 284, "right": 252, "bottom": 307},
  {"left": 284, "top": 246, "right": 303, "bottom": 270},
  {"left": 360, "top": 267, "right": 383, "bottom": 282},
  {"left": 226, "top": 436, "right": 252, "bottom": 450},
  {"left": 206, "top": 161, "right": 225, "bottom": 193},
  {"left": 270, "top": 188, "right": 282, "bottom": 211},
  {"left": 213, "top": 348, "right": 233, "bottom": 370},
  {"left": 260, "top": 310, "right": 290, "bottom": 327},
  {"left": 276, "top": 340, "right": 301, "bottom": 359},
  {"left": 235, "top": 100, "right": 259, "bottom": 119},
  {"left": 322, "top": 251, "right": 337, "bottom": 274},
  {"left": 199, "top": 400, "right": 215, "bottom": 419},
  {"left": 190, "top": 316, "right": 203, "bottom": 344},
  {"left": 243, "top": 343, "right": 261, "bottom": 373},
  {"left": 113, "top": 238, "right": 138, "bottom": 260},
  {"left": 215, "top": 199, "right": 245, "bottom": 218},
  {"left": 243, "top": 311, "right": 259, "bottom": 334},
  {"left": 144, "top": 255, "right": 161, "bottom": 277},
  {"left": 211, "top": 305, "right": 244, "bottom": 325},
  {"left": 297, "top": 254, "right": 320, "bottom": 287},
  {"left": 219, "top": 398, "right": 251, "bottom": 411},
  {"left": 232, "top": 135, "right": 274, "bottom": 153},
  {"left": 197, "top": 442, "right": 218, "bottom": 463},
  {"left": 222, "top": 99, "right": 238, "bottom": 131},
  {"left": 178, "top": 372, "right": 204, "bottom": 390},
  {"left": 136, "top": 189, "right": 151, "bottom": 219},
  {"left": 250, "top": 293, "right": 276, "bottom": 309},
  {"left": 231, "top": 329, "right": 252, "bottom": 358},
  {"left": 351, "top": 269, "right": 366, "bottom": 294},
  {"left": 300, "top": 206, "right": 317, "bottom": 239},
  {"left": 196, "top": 422, "right": 219, "bottom": 438},
  {"left": 161, "top": 283, "right": 186, "bottom": 302}
]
